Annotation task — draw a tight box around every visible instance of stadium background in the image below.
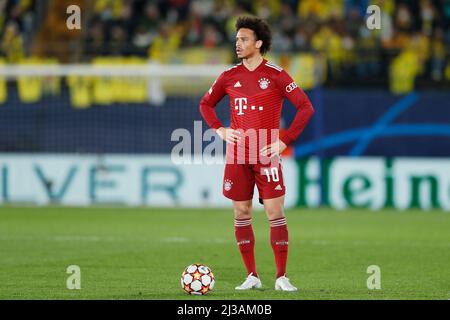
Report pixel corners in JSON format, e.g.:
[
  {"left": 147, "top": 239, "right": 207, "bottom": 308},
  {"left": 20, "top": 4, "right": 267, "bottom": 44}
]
[{"left": 0, "top": 0, "right": 450, "bottom": 300}]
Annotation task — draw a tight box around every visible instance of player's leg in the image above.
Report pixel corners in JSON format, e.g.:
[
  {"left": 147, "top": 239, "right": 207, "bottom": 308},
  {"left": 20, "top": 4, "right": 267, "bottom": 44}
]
[
  {"left": 222, "top": 163, "right": 261, "bottom": 290},
  {"left": 233, "top": 200, "right": 261, "bottom": 290},
  {"left": 263, "top": 196, "right": 297, "bottom": 291},
  {"left": 256, "top": 162, "right": 297, "bottom": 291},
  {"left": 263, "top": 196, "right": 288, "bottom": 276},
  {"left": 233, "top": 199, "right": 257, "bottom": 278}
]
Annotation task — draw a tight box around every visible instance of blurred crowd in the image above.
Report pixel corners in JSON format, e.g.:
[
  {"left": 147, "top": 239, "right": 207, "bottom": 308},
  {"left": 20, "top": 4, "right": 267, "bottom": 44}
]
[
  {"left": 1, "top": 0, "right": 450, "bottom": 85},
  {"left": 0, "top": 0, "right": 35, "bottom": 62}
]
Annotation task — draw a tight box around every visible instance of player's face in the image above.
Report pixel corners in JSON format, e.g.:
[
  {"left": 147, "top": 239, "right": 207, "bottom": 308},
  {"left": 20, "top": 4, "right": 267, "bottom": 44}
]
[{"left": 236, "top": 28, "right": 260, "bottom": 59}]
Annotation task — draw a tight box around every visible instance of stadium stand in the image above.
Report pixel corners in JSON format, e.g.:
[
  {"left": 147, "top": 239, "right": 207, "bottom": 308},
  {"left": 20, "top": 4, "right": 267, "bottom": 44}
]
[
  {"left": 1, "top": 0, "right": 449, "bottom": 87},
  {"left": 0, "top": 0, "right": 449, "bottom": 155}
]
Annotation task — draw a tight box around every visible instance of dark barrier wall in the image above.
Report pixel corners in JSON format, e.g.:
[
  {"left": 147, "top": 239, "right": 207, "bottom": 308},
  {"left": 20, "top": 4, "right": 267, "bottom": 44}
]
[{"left": 0, "top": 87, "right": 449, "bottom": 156}]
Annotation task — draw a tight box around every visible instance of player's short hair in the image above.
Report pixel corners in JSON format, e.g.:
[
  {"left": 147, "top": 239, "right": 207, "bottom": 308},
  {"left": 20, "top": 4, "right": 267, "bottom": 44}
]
[{"left": 235, "top": 16, "right": 272, "bottom": 55}]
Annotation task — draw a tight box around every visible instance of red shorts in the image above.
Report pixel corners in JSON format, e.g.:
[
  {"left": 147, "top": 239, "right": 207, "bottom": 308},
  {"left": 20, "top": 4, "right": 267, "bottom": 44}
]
[{"left": 222, "top": 159, "right": 286, "bottom": 202}]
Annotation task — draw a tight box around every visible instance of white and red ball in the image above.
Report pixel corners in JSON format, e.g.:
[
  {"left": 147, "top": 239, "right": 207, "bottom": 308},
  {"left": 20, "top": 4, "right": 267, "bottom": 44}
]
[{"left": 181, "top": 264, "right": 215, "bottom": 295}]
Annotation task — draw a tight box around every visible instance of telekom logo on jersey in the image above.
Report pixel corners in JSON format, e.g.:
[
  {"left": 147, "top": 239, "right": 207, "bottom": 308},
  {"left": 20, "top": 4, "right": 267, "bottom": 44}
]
[{"left": 234, "top": 98, "right": 264, "bottom": 116}]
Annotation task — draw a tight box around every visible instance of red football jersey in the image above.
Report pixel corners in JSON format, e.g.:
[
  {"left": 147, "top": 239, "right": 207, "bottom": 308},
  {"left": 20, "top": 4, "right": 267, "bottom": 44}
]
[{"left": 200, "top": 59, "right": 314, "bottom": 163}]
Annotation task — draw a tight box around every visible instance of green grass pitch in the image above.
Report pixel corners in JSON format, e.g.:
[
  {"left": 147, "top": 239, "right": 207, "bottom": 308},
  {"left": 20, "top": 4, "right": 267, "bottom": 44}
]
[{"left": 0, "top": 206, "right": 449, "bottom": 300}]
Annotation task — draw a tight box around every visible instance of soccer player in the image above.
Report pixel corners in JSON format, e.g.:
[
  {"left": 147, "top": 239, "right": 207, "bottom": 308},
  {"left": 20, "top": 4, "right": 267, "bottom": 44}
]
[{"left": 199, "top": 16, "right": 314, "bottom": 291}]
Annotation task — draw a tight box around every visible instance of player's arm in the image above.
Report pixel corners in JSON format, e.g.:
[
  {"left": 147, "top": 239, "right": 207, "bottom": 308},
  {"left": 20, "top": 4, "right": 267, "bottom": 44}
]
[
  {"left": 260, "top": 71, "right": 314, "bottom": 157},
  {"left": 276, "top": 70, "right": 314, "bottom": 147},
  {"left": 199, "top": 73, "right": 241, "bottom": 144}
]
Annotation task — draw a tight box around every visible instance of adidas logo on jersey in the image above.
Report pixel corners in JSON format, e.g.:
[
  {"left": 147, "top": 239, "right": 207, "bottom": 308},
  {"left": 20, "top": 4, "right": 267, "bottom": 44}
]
[
  {"left": 275, "top": 184, "right": 283, "bottom": 191},
  {"left": 234, "top": 81, "right": 242, "bottom": 88}
]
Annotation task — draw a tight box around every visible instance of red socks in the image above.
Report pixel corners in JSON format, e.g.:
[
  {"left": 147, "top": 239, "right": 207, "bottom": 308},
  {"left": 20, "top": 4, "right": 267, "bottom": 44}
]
[
  {"left": 234, "top": 218, "right": 258, "bottom": 277},
  {"left": 235, "top": 217, "right": 289, "bottom": 279},
  {"left": 270, "top": 217, "right": 289, "bottom": 278}
]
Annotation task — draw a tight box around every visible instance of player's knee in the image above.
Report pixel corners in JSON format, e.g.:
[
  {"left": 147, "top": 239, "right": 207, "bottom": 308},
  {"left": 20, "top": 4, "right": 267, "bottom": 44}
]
[
  {"left": 265, "top": 208, "right": 284, "bottom": 221},
  {"left": 233, "top": 204, "right": 252, "bottom": 219}
]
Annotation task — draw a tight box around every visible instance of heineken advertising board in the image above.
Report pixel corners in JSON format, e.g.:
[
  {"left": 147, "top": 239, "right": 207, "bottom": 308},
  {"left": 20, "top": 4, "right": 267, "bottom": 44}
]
[{"left": 0, "top": 154, "right": 448, "bottom": 211}]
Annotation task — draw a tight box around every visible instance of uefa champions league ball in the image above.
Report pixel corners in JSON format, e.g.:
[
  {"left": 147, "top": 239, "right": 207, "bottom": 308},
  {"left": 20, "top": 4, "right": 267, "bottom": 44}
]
[{"left": 181, "top": 264, "right": 215, "bottom": 295}]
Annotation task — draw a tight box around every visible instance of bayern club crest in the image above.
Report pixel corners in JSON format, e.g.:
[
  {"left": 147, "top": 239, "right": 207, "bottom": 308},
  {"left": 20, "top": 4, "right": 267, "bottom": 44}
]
[
  {"left": 224, "top": 179, "right": 233, "bottom": 191},
  {"left": 258, "top": 78, "right": 270, "bottom": 90}
]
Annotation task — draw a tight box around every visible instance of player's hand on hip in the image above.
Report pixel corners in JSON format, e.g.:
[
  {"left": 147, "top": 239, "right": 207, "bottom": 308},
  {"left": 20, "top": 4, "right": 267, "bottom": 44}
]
[
  {"left": 216, "top": 127, "right": 241, "bottom": 145},
  {"left": 260, "top": 140, "right": 287, "bottom": 158}
]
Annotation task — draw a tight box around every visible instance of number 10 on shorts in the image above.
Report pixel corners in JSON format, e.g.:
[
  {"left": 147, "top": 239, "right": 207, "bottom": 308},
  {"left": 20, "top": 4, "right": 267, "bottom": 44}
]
[{"left": 263, "top": 167, "right": 279, "bottom": 182}]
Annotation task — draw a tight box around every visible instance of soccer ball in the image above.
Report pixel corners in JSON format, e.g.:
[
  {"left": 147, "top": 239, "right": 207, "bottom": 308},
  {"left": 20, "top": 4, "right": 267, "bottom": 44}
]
[{"left": 181, "top": 264, "right": 215, "bottom": 295}]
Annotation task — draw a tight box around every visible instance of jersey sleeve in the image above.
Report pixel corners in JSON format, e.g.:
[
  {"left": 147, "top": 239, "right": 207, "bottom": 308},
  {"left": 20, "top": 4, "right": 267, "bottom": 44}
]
[
  {"left": 275, "top": 70, "right": 314, "bottom": 146},
  {"left": 199, "top": 72, "right": 227, "bottom": 130}
]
